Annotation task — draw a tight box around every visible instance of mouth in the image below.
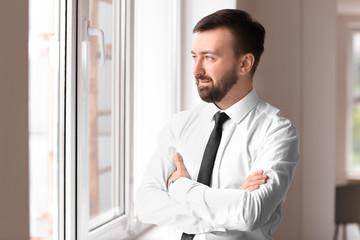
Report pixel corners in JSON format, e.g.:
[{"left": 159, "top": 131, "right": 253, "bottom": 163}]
[
  {"left": 198, "top": 79, "right": 211, "bottom": 86},
  {"left": 196, "top": 75, "right": 213, "bottom": 87}
]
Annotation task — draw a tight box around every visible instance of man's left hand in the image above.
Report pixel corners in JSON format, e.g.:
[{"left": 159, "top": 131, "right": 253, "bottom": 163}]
[{"left": 167, "top": 152, "right": 190, "bottom": 188}]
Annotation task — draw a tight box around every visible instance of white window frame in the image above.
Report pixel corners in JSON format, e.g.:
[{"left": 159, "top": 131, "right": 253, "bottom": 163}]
[
  {"left": 60, "top": 0, "right": 137, "bottom": 239},
  {"left": 61, "top": 0, "right": 77, "bottom": 239},
  {"left": 76, "top": 0, "right": 135, "bottom": 238},
  {"left": 57, "top": 0, "right": 181, "bottom": 239}
]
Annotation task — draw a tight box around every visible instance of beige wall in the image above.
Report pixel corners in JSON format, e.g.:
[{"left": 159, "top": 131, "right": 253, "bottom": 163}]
[
  {"left": 301, "top": 1, "right": 336, "bottom": 239},
  {"left": 245, "top": 1, "right": 302, "bottom": 239},
  {"left": 238, "top": 0, "right": 337, "bottom": 239},
  {"left": 0, "top": 0, "right": 29, "bottom": 239}
]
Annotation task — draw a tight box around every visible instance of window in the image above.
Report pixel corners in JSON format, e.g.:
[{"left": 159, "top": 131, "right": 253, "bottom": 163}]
[
  {"left": 29, "top": 0, "right": 132, "bottom": 238},
  {"left": 77, "top": 0, "right": 130, "bottom": 238},
  {"left": 347, "top": 29, "right": 360, "bottom": 178},
  {"left": 29, "top": 0, "right": 179, "bottom": 238}
]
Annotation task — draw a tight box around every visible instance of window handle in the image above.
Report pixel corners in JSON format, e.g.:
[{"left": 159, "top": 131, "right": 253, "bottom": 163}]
[{"left": 87, "top": 24, "right": 105, "bottom": 65}]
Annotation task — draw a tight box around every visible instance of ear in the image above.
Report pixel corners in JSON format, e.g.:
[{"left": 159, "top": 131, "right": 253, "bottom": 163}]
[{"left": 238, "top": 53, "right": 255, "bottom": 76}]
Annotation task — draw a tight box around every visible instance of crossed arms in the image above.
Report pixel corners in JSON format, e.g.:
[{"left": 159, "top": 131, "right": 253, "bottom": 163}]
[
  {"left": 167, "top": 152, "right": 268, "bottom": 192},
  {"left": 136, "top": 117, "right": 299, "bottom": 234}
]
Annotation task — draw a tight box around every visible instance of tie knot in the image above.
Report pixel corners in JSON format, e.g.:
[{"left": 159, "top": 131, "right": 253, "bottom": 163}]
[{"left": 214, "top": 112, "right": 229, "bottom": 126}]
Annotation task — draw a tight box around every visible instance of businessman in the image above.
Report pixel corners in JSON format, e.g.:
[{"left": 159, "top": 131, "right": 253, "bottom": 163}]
[{"left": 136, "top": 9, "right": 299, "bottom": 240}]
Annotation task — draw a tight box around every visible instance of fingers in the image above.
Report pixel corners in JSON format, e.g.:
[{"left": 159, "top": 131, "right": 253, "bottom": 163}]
[
  {"left": 167, "top": 152, "right": 190, "bottom": 188},
  {"left": 174, "top": 152, "right": 190, "bottom": 178},
  {"left": 249, "top": 170, "right": 266, "bottom": 179},
  {"left": 247, "top": 170, "right": 268, "bottom": 182},
  {"left": 174, "top": 152, "right": 185, "bottom": 170},
  {"left": 239, "top": 170, "right": 268, "bottom": 192}
]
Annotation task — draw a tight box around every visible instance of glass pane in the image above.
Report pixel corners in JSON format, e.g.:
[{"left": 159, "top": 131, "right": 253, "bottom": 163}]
[
  {"left": 29, "top": 0, "right": 59, "bottom": 238},
  {"left": 87, "top": 0, "right": 121, "bottom": 229},
  {"left": 352, "top": 103, "right": 360, "bottom": 167},
  {"left": 352, "top": 32, "right": 360, "bottom": 96}
]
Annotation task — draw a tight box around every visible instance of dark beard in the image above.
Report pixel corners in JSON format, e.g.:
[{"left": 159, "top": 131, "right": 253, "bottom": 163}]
[{"left": 196, "top": 67, "right": 238, "bottom": 103}]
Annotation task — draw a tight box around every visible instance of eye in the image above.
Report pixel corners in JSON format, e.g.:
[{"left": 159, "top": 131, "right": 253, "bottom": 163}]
[
  {"left": 191, "top": 55, "right": 197, "bottom": 61},
  {"left": 205, "top": 55, "right": 214, "bottom": 61}
]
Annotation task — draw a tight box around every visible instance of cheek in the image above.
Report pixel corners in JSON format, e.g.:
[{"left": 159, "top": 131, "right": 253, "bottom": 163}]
[
  {"left": 206, "top": 68, "right": 221, "bottom": 84},
  {"left": 206, "top": 60, "right": 232, "bottom": 82}
]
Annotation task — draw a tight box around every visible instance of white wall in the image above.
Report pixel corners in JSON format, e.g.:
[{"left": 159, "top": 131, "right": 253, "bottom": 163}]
[
  {"left": 133, "top": 0, "right": 179, "bottom": 200},
  {"left": 0, "top": 0, "right": 29, "bottom": 239}
]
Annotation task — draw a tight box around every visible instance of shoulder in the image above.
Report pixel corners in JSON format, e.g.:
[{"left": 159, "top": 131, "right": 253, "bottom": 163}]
[
  {"left": 171, "top": 102, "right": 210, "bottom": 125},
  {"left": 254, "top": 100, "right": 298, "bottom": 139},
  {"left": 166, "top": 102, "right": 212, "bottom": 136}
]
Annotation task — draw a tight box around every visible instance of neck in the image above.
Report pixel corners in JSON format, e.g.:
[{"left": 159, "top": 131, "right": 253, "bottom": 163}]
[{"left": 215, "top": 78, "right": 253, "bottom": 110}]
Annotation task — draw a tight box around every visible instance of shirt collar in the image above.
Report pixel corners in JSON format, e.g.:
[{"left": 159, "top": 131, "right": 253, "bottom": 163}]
[
  {"left": 208, "top": 89, "right": 259, "bottom": 124},
  {"left": 226, "top": 89, "right": 259, "bottom": 124}
]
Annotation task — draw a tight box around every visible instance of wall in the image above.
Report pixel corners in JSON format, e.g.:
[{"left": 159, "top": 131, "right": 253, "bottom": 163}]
[
  {"left": 301, "top": 1, "right": 336, "bottom": 239},
  {"left": 238, "top": 1, "right": 303, "bottom": 239},
  {"left": 237, "top": 0, "right": 337, "bottom": 239},
  {"left": 133, "top": 0, "right": 179, "bottom": 201},
  {"left": 0, "top": 0, "right": 29, "bottom": 239}
]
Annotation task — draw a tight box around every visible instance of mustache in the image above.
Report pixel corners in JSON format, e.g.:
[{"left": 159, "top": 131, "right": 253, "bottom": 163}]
[{"left": 195, "top": 74, "right": 213, "bottom": 81}]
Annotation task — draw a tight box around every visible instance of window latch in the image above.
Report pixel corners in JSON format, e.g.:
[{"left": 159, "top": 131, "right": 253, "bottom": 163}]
[{"left": 85, "top": 20, "right": 106, "bottom": 66}]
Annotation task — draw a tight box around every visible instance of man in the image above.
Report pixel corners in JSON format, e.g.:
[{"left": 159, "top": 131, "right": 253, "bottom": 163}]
[{"left": 136, "top": 9, "right": 299, "bottom": 240}]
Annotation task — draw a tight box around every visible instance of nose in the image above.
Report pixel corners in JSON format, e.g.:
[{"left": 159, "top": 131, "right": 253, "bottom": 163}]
[{"left": 192, "top": 58, "right": 205, "bottom": 76}]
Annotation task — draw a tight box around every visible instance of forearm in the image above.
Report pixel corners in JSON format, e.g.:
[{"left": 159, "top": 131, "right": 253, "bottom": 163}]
[
  {"left": 136, "top": 184, "right": 215, "bottom": 233},
  {"left": 168, "top": 178, "right": 265, "bottom": 231},
  {"left": 136, "top": 152, "right": 219, "bottom": 233}
]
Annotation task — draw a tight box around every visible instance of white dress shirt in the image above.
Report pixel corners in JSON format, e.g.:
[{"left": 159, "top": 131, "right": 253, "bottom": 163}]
[{"left": 136, "top": 89, "right": 299, "bottom": 240}]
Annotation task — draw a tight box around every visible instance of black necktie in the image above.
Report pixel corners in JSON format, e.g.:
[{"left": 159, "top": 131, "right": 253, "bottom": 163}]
[{"left": 181, "top": 112, "right": 229, "bottom": 240}]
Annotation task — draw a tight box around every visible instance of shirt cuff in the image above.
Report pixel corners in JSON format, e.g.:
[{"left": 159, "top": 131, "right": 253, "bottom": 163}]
[
  {"left": 168, "top": 177, "right": 206, "bottom": 202},
  {"left": 168, "top": 178, "right": 227, "bottom": 233}
]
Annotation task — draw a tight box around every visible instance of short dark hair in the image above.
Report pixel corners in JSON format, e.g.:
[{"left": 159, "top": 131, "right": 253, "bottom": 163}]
[{"left": 193, "top": 9, "right": 265, "bottom": 75}]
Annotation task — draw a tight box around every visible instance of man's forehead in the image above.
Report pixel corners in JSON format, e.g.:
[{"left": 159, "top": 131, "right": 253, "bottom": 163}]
[
  {"left": 192, "top": 28, "right": 233, "bottom": 54},
  {"left": 195, "top": 27, "right": 233, "bottom": 39}
]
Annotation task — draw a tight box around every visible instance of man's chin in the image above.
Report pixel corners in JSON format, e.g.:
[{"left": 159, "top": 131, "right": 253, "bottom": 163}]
[
  {"left": 198, "top": 91, "right": 213, "bottom": 103},
  {"left": 198, "top": 89, "right": 225, "bottom": 103}
]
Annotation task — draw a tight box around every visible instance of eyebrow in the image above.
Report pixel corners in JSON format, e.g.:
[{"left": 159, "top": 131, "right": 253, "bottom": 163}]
[{"left": 191, "top": 50, "right": 219, "bottom": 56}]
